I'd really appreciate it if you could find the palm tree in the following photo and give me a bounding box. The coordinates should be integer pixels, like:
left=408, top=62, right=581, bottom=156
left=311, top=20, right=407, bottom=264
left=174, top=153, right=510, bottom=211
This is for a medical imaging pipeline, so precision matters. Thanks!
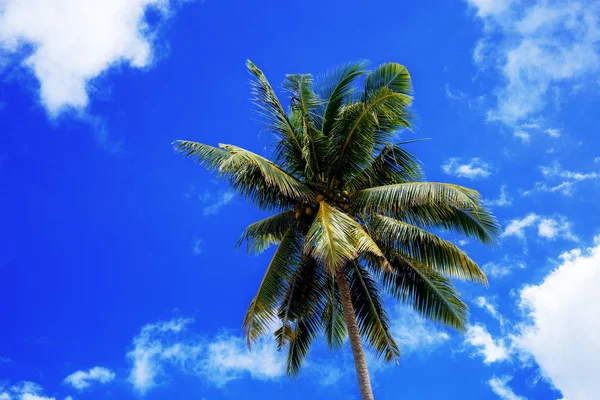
left=174, top=60, right=499, bottom=399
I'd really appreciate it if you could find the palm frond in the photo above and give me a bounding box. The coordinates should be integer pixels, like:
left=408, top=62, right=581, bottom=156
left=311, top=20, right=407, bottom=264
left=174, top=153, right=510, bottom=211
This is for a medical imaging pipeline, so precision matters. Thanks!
left=304, top=201, right=391, bottom=272
left=354, top=182, right=500, bottom=244
left=370, top=215, right=487, bottom=284
left=237, top=210, right=296, bottom=254
left=348, top=262, right=400, bottom=362
left=368, top=249, right=468, bottom=331
left=282, top=73, right=327, bottom=180
left=328, top=88, right=413, bottom=184
left=173, top=140, right=231, bottom=171
left=275, top=256, right=326, bottom=376
left=243, top=227, right=303, bottom=347
left=321, top=273, right=347, bottom=349
left=364, top=62, right=412, bottom=99
left=304, top=201, right=360, bottom=270
left=345, top=143, right=423, bottom=192
left=219, top=144, right=315, bottom=207
left=316, top=61, right=367, bottom=136
left=247, top=60, right=305, bottom=175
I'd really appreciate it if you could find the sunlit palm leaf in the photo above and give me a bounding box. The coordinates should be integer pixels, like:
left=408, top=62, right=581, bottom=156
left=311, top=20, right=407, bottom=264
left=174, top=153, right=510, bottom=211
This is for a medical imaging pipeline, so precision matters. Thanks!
left=370, top=214, right=487, bottom=284
left=219, top=144, right=315, bottom=206
left=237, top=210, right=296, bottom=254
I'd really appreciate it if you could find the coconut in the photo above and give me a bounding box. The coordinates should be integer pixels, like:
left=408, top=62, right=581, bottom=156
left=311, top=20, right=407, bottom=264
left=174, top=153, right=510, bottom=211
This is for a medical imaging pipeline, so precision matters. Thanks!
left=305, top=207, right=313, bottom=215
left=315, top=194, right=325, bottom=202
left=295, top=210, right=301, bottom=220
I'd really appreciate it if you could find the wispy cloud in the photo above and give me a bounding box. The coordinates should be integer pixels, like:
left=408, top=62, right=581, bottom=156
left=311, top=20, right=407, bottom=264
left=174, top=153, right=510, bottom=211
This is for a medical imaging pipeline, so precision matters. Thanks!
left=390, top=307, right=450, bottom=353
left=523, top=161, right=600, bottom=196
left=0, top=381, right=56, bottom=400
left=127, top=317, right=285, bottom=394
left=502, top=213, right=577, bottom=242
left=442, top=158, right=491, bottom=179
left=0, top=0, right=186, bottom=116
left=484, top=185, right=513, bottom=207
left=482, top=256, right=526, bottom=279
left=466, top=0, right=600, bottom=126
left=488, top=376, right=526, bottom=400
left=474, top=297, right=505, bottom=326
left=202, top=192, right=234, bottom=216
left=63, top=366, right=115, bottom=391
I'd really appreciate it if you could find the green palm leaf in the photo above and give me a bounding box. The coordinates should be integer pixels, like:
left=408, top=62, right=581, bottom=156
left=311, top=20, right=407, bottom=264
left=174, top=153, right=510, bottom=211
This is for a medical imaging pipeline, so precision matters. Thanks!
left=317, top=61, right=367, bottom=136
left=370, top=249, right=468, bottom=331
left=243, top=227, right=303, bottom=346
left=370, top=214, right=487, bottom=284
left=348, top=261, right=400, bottom=362
left=237, top=210, right=296, bottom=254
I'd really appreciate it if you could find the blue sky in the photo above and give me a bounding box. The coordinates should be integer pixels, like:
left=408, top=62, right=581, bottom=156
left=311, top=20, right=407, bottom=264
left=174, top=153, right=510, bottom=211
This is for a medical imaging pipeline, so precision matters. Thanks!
left=1, top=0, right=599, bottom=399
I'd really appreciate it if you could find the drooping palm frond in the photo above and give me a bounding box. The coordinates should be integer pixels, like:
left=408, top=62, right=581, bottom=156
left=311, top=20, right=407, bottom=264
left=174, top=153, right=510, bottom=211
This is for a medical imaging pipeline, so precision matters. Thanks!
left=304, top=201, right=360, bottom=271
left=243, top=227, right=303, bottom=346
left=304, top=201, right=391, bottom=273
left=370, top=214, right=487, bottom=284
left=236, top=210, right=296, bottom=254
left=173, top=140, right=231, bottom=171
left=275, top=256, right=326, bottom=376
left=368, top=249, right=469, bottom=331
left=348, top=261, right=400, bottom=362
left=219, top=144, right=316, bottom=208
left=354, top=182, right=500, bottom=244
left=321, top=273, right=347, bottom=349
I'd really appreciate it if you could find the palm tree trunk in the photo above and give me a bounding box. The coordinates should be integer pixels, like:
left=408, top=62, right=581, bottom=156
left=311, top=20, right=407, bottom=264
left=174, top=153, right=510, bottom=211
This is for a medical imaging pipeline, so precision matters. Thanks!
left=335, top=265, right=375, bottom=400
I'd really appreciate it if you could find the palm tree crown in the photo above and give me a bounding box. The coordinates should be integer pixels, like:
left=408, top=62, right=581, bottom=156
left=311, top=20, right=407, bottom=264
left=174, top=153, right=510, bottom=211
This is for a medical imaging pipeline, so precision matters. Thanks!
left=174, top=60, right=499, bottom=386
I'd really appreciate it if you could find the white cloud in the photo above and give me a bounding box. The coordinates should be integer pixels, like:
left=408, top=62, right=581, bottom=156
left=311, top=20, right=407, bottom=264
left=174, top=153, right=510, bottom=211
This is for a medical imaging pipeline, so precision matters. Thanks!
left=489, top=376, right=526, bottom=400
left=513, top=237, right=600, bottom=400
left=202, top=192, right=234, bottom=216
left=127, top=317, right=201, bottom=394
left=465, top=324, right=511, bottom=364
left=513, top=130, right=530, bottom=143
left=390, top=307, right=450, bottom=353
left=484, top=185, right=513, bottom=207
left=502, top=213, right=539, bottom=239
left=191, top=238, right=204, bottom=255
left=467, top=0, right=600, bottom=125
left=442, top=157, right=491, bottom=179
left=0, top=382, right=55, bottom=400
left=524, top=161, right=599, bottom=196
left=202, top=334, right=284, bottom=387
left=481, top=256, right=527, bottom=279
left=502, top=213, right=577, bottom=241
left=0, top=0, right=184, bottom=116
left=127, top=317, right=285, bottom=394
left=64, top=366, right=115, bottom=391
left=444, top=83, right=466, bottom=101
left=474, top=297, right=505, bottom=326
left=545, top=128, right=561, bottom=138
